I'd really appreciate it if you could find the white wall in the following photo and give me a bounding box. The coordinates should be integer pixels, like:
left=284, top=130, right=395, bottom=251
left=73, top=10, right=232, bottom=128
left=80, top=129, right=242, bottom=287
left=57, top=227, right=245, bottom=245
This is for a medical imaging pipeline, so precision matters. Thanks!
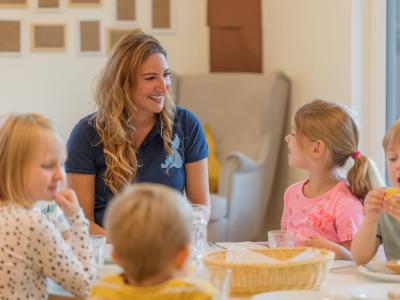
left=262, top=0, right=386, bottom=232
left=262, top=0, right=352, bottom=230
left=0, top=0, right=386, bottom=233
left=0, top=0, right=209, bottom=139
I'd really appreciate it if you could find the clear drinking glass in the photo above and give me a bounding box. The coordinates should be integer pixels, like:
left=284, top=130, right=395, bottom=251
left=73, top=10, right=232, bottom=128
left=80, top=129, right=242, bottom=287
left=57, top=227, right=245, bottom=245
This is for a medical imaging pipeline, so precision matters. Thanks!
left=194, top=265, right=231, bottom=300
left=192, top=204, right=208, bottom=263
left=89, top=235, right=107, bottom=266
left=267, top=230, right=295, bottom=248
left=206, top=266, right=232, bottom=300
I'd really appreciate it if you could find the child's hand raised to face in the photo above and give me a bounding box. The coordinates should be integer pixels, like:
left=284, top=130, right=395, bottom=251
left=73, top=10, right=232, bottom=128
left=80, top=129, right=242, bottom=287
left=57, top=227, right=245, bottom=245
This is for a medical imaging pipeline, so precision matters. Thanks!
left=383, top=188, right=400, bottom=221
left=364, top=189, right=385, bottom=221
left=54, top=189, right=81, bottom=217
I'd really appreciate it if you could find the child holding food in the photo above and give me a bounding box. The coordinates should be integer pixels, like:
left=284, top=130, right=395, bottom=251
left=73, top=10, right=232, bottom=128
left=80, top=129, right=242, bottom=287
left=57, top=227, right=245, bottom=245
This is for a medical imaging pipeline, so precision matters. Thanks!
left=351, top=119, right=400, bottom=265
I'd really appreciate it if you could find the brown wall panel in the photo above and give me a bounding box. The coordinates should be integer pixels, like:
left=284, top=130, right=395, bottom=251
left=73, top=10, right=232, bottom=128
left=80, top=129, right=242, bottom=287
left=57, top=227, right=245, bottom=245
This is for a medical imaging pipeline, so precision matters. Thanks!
left=208, top=0, right=261, bottom=27
left=210, top=27, right=262, bottom=73
left=208, top=0, right=262, bottom=72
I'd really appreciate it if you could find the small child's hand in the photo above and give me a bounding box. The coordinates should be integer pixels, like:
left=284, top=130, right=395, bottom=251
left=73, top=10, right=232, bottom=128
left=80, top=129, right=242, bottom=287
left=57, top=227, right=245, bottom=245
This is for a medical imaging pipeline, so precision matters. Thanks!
left=54, top=189, right=80, bottom=217
left=301, top=237, right=328, bottom=249
left=383, top=193, right=400, bottom=221
left=364, top=189, right=385, bottom=221
left=301, top=237, right=352, bottom=260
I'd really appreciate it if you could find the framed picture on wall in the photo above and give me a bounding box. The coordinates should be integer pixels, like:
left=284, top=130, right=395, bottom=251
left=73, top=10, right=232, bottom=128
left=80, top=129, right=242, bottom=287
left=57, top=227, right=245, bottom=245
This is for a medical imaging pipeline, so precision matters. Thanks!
left=150, top=0, right=174, bottom=34
left=37, top=0, right=60, bottom=9
left=0, top=0, right=27, bottom=8
left=106, top=27, right=135, bottom=53
left=115, top=0, right=136, bottom=22
left=78, top=19, right=102, bottom=55
left=0, top=20, right=21, bottom=54
left=30, top=23, right=66, bottom=52
left=67, top=0, right=101, bottom=7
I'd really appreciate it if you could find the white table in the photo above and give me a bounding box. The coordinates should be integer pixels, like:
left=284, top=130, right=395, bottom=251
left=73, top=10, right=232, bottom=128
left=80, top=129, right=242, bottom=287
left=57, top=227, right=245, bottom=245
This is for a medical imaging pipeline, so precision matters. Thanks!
left=231, top=261, right=400, bottom=300
left=49, top=261, right=392, bottom=300
left=49, top=241, right=397, bottom=300
left=321, top=262, right=376, bottom=297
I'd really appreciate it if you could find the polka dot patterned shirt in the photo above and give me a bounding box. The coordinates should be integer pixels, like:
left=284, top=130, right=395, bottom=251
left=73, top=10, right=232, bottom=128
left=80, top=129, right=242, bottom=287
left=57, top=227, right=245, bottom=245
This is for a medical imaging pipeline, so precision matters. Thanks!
left=0, top=204, right=97, bottom=300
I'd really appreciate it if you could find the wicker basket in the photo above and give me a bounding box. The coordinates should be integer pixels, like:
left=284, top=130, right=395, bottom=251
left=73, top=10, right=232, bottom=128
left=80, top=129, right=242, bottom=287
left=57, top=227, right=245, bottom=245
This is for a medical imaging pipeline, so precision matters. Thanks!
left=202, top=247, right=334, bottom=296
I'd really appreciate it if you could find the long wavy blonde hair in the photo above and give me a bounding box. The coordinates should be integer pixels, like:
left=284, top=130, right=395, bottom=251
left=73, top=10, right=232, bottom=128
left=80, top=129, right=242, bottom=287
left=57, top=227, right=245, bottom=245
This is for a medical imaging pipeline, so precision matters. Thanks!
left=295, top=99, right=383, bottom=200
left=95, top=29, right=175, bottom=194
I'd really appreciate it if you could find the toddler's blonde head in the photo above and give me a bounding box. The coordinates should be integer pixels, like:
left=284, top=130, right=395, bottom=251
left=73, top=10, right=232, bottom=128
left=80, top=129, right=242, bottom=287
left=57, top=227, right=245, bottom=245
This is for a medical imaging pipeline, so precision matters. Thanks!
left=383, top=118, right=400, bottom=152
left=0, top=113, right=56, bottom=207
left=105, top=183, right=192, bottom=283
left=294, top=99, right=382, bottom=200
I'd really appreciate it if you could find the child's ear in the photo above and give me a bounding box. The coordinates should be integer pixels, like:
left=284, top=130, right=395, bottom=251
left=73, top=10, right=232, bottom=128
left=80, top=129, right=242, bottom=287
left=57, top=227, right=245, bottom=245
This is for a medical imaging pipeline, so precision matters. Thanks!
left=311, top=140, right=326, bottom=158
left=173, top=244, right=190, bottom=270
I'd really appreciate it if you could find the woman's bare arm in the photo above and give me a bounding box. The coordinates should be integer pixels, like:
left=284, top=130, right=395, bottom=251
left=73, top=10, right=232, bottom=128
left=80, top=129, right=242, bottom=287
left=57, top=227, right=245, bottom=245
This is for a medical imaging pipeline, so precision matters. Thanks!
left=185, top=158, right=210, bottom=217
left=67, top=173, right=106, bottom=235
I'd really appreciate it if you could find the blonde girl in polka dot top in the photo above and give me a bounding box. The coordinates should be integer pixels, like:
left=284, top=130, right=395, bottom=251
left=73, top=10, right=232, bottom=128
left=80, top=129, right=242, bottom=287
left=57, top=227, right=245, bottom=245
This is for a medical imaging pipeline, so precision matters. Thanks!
left=0, top=113, right=97, bottom=299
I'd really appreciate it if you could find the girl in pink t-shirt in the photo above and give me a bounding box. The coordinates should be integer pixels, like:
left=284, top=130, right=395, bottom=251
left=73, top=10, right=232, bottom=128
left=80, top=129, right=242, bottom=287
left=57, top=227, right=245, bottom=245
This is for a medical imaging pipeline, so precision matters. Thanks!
left=281, top=99, right=383, bottom=260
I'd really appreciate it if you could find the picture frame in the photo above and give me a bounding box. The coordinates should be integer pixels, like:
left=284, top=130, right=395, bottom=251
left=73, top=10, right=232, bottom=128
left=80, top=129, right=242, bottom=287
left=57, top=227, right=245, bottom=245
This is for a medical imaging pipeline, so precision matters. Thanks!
left=0, top=0, right=27, bottom=8
left=106, top=27, right=135, bottom=53
left=30, top=23, right=66, bottom=52
left=67, top=0, right=101, bottom=8
left=37, top=0, right=60, bottom=9
left=150, top=0, right=174, bottom=34
left=115, top=0, right=136, bottom=23
left=77, top=19, right=102, bottom=55
left=0, top=20, right=21, bottom=55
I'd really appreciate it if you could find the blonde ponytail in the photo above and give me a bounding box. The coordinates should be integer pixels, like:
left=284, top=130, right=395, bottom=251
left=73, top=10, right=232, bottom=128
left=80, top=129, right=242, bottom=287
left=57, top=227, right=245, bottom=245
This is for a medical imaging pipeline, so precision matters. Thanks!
left=347, top=154, right=384, bottom=201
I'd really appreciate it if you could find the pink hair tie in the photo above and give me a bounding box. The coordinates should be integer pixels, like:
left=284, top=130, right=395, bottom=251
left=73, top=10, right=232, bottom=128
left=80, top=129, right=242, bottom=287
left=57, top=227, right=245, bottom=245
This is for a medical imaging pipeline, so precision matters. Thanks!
left=351, top=150, right=361, bottom=160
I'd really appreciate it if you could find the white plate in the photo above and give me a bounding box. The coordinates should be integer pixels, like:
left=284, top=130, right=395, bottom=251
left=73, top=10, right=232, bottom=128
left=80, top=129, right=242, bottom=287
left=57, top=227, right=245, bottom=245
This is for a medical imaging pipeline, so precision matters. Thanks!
left=358, top=262, right=400, bottom=282
left=349, top=283, right=400, bottom=300
left=251, top=290, right=343, bottom=300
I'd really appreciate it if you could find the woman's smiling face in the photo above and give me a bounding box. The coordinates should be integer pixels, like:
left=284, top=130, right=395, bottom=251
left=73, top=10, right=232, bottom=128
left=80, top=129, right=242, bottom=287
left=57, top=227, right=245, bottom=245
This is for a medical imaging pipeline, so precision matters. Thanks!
left=131, top=52, right=171, bottom=116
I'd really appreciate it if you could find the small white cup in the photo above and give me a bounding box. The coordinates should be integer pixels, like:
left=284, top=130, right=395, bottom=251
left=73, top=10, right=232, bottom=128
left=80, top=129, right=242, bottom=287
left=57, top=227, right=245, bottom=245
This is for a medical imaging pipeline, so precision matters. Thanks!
left=89, top=235, right=106, bottom=266
left=267, top=230, right=295, bottom=248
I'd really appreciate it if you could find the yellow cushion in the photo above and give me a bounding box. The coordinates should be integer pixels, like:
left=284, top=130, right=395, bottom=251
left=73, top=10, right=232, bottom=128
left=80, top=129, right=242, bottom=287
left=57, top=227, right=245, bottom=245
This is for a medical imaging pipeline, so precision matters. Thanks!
left=203, top=125, right=221, bottom=193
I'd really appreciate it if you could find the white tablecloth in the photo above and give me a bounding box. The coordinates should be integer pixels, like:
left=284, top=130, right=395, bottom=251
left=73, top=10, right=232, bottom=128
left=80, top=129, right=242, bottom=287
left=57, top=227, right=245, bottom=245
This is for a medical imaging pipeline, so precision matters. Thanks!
left=49, top=261, right=395, bottom=299
left=49, top=242, right=399, bottom=300
left=230, top=260, right=400, bottom=300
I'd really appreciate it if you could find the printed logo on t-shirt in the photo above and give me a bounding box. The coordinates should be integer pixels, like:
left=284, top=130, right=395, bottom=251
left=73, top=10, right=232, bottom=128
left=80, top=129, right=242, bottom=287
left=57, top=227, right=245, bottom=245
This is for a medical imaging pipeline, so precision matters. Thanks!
left=161, top=134, right=183, bottom=169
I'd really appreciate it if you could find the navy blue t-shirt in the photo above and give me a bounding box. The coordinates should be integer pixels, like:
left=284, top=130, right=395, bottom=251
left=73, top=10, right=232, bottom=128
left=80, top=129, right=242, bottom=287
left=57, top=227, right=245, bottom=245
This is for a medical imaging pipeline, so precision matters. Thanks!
left=65, top=106, right=208, bottom=226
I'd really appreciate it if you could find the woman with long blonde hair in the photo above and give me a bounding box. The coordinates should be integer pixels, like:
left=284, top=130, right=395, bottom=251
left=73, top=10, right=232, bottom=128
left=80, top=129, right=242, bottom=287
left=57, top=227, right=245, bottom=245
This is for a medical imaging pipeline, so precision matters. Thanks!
left=66, top=29, right=209, bottom=235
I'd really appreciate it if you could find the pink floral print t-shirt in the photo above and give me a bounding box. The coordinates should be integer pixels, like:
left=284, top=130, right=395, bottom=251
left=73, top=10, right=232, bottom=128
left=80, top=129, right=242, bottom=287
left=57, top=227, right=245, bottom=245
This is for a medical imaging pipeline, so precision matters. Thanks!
left=280, top=180, right=364, bottom=244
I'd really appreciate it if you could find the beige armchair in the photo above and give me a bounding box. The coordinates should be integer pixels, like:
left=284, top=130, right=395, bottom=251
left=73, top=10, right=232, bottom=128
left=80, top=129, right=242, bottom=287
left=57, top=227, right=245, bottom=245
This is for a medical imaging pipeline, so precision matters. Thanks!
left=172, top=71, right=290, bottom=242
